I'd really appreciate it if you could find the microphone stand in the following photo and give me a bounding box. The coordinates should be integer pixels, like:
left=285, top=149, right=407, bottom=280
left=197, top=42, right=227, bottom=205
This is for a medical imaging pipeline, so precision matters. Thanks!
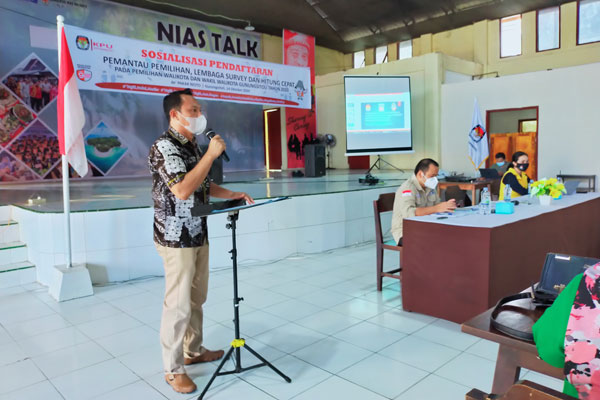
left=198, top=209, right=291, bottom=399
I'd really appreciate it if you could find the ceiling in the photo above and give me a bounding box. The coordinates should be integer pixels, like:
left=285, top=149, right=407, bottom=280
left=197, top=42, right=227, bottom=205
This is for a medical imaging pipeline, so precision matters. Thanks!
left=109, top=0, right=568, bottom=53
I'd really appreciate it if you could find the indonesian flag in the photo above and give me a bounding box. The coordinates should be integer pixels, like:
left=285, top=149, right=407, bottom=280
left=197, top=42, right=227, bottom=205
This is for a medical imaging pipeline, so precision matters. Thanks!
left=58, top=26, right=88, bottom=177
left=468, top=98, right=489, bottom=169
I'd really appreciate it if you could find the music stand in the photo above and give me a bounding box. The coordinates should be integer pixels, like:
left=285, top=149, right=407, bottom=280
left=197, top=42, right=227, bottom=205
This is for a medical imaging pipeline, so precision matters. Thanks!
left=192, top=197, right=292, bottom=399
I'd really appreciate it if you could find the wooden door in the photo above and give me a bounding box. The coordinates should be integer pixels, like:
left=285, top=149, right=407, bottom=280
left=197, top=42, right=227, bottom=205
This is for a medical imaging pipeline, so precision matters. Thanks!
left=514, top=131, right=537, bottom=180
left=263, top=109, right=282, bottom=170
left=489, top=134, right=512, bottom=164
left=488, top=132, right=538, bottom=180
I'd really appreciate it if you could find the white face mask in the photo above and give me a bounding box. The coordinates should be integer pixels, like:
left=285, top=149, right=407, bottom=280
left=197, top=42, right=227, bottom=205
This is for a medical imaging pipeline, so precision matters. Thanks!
left=424, top=176, right=438, bottom=189
left=177, top=112, right=207, bottom=135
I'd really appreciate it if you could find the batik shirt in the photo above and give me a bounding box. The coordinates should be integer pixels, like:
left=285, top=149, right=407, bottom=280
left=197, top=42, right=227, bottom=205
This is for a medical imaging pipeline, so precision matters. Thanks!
left=148, top=127, right=210, bottom=248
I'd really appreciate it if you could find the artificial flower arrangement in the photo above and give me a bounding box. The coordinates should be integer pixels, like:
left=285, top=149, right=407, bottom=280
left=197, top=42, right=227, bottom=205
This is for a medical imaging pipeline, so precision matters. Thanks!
left=530, top=178, right=566, bottom=199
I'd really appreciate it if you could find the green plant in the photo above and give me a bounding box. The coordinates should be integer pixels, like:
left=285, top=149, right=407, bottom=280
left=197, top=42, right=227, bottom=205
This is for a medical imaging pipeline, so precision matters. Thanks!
left=530, top=178, right=566, bottom=199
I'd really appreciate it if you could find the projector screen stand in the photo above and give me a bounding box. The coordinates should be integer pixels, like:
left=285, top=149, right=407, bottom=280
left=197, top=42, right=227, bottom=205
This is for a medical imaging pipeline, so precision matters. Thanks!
left=359, top=155, right=404, bottom=185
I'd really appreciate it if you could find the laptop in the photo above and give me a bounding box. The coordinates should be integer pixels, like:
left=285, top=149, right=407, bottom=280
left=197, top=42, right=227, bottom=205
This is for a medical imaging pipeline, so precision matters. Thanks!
left=443, top=175, right=472, bottom=183
left=536, top=253, right=600, bottom=301
left=479, top=168, right=501, bottom=179
left=563, top=180, right=580, bottom=195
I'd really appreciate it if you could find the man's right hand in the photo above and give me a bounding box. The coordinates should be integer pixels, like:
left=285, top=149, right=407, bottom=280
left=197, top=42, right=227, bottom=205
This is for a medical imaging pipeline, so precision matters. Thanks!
left=206, top=134, right=226, bottom=160
left=436, top=199, right=457, bottom=213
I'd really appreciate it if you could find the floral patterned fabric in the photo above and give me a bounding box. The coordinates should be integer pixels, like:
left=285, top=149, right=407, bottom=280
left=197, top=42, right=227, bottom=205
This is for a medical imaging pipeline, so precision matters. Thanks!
left=148, top=127, right=210, bottom=248
left=565, top=262, right=600, bottom=398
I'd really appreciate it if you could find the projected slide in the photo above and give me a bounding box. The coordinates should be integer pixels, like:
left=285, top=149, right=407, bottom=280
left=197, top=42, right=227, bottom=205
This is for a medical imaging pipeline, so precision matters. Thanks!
left=344, top=76, right=412, bottom=155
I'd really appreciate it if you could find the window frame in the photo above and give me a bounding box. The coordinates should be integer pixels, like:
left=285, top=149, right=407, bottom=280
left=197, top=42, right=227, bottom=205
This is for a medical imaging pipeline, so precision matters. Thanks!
left=536, top=6, right=561, bottom=52
left=577, top=0, right=600, bottom=45
left=374, top=45, right=388, bottom=64
left=353, top=50, right=365, bottom=69
left=499, top=14, right=523, bottom=58
left=397, top=40, right=413, bottom=60
left=519, top=119, right=538, bottom=132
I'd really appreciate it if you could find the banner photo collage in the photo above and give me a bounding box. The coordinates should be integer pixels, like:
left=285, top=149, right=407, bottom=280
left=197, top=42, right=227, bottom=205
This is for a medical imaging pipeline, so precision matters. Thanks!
left=0, top=0, right=282, bottom=183
left=0, top=54, right=58, bottom=182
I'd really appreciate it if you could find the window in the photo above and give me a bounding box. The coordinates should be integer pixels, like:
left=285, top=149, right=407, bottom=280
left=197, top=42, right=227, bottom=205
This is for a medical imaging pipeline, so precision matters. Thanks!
left=519, top=119, right=537, bottom=132
left=500, top=14, right=522, bottom=57
left=353, top=50, right=365, bottom=68
left=375, top=46, right=387, bottom=64
left=578, top=0, right=600, bottom=44
left=398, top=40, right=412, bottom=60
left=537, top=7, right=560, bottom=51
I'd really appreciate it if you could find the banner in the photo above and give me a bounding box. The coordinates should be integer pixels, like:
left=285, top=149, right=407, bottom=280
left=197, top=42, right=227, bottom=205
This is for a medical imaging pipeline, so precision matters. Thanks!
left=283, top=30, right=316, bottom=168
left=0, top=0, right=270, bottom=182
left=155, top=21, right=261, bottom=59
left=64, top=25, right=311, bottom=109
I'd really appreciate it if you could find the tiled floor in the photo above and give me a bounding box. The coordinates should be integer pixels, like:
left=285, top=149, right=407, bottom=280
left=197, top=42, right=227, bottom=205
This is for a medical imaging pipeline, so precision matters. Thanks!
left=0, top=243, right=564, bottom=399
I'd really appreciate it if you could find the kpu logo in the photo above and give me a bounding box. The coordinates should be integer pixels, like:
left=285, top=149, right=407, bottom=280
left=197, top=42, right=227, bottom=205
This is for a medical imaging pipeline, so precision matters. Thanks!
left=76, top=35, right=90, bottom=50
left=75, top=35, right=113, bottom=52
left=469, top=124, right=487, bottom=143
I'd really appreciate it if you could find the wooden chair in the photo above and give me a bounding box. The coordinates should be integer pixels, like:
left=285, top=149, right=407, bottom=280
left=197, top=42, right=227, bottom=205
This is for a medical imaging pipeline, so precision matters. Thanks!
left=490, top=178, right=502, bottom=201
left=373, top=193, right=402, bottom=291
left=466, top=380, right=576, bottom=400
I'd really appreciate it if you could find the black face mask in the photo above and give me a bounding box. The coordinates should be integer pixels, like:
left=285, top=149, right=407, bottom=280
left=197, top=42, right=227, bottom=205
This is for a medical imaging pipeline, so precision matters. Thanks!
left=517, top=163, right=529, bottom=172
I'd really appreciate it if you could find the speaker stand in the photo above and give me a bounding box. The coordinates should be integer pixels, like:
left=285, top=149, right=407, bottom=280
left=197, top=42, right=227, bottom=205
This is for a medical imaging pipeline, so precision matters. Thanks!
left=326, top=145, right=335, bottom=170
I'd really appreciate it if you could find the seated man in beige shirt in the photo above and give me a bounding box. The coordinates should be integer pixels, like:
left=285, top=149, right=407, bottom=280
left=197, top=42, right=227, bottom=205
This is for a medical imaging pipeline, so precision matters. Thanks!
left=391, top=158, right=456, bottom=246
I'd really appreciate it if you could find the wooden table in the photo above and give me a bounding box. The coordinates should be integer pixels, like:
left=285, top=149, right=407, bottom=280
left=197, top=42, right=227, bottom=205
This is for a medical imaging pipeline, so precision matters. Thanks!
left=401, top=194, right=600, bottom=323
left=437, top=179, right=493, bottom=205
left=462, top=298, right=563, bottom=395
left=557, top=174, right=596, bottom=193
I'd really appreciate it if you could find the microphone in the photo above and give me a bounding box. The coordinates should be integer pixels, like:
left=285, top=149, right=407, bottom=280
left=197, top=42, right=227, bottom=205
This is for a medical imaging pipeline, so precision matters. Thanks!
left=204, top=129, right=230, bottom=162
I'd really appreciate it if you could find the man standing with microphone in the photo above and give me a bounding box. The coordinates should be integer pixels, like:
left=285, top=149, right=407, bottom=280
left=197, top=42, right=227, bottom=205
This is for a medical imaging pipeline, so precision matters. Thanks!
left=148, top=88, right=253, bottom=394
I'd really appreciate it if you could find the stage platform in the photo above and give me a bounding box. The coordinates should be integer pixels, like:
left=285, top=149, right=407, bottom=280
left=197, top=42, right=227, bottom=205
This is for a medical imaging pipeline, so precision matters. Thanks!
left=0, top=170, right=407, bottom=288
left=0, top=169, right=406, bottom=212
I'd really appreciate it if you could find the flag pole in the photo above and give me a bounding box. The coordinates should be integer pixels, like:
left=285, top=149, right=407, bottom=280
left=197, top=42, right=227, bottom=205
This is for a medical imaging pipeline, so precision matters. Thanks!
left=57, top=15, right=72, bottom=269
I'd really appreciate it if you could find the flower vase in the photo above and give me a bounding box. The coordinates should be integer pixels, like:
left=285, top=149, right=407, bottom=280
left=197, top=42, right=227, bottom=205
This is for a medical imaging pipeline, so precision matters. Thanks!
left=538, top=195, right=552, bottom=206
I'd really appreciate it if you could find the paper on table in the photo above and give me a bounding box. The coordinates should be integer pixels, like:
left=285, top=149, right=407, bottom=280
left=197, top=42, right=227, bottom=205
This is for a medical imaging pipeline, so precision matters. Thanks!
left=435, top=208, right=478, bottom=219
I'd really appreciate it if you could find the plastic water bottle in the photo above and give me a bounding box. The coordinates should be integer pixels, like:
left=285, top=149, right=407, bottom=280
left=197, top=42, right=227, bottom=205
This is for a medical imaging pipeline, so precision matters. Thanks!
left=504, top=184, right=512, bottom=201
left=480, top=187, right=491, bottom=215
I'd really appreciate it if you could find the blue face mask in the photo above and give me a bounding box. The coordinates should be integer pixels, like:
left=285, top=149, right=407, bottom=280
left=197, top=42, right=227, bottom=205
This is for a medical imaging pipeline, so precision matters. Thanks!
left=496, top=161, right=505, bottom=166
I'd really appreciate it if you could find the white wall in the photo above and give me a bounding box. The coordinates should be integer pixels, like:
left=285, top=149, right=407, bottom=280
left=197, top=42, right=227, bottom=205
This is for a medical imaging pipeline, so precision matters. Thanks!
left=444, top=70, right=471, bottom=84
left=315, top=53, right=482, bottom=171
left=441, top=62, right=600, bottom=183
left=489, top=108, right=537, bottom=133
left=12, top=187, right=394, bottom=285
